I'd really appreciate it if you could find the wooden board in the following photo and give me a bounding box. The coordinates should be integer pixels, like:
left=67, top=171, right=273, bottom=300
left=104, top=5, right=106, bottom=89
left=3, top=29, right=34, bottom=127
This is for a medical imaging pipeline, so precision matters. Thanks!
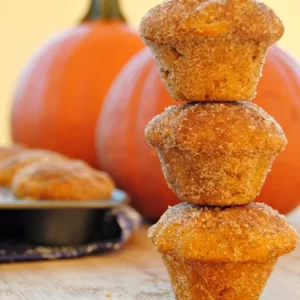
left=0, top=209, right=299, bottom=300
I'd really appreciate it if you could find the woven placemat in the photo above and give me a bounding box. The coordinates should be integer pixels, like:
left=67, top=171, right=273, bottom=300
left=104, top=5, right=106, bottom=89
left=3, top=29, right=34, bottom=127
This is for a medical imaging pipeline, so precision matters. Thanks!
left=0, top=206, right=141, bottom=262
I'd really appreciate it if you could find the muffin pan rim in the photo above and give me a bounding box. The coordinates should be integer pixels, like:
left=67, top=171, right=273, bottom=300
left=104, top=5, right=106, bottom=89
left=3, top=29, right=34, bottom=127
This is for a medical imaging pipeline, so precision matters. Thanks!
left=0, top=188, right=129, bottom=210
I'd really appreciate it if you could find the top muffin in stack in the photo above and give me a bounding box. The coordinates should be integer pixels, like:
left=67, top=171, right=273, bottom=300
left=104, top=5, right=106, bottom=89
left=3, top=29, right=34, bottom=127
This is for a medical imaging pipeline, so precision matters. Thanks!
left=140, top=0, right=284, bottom=101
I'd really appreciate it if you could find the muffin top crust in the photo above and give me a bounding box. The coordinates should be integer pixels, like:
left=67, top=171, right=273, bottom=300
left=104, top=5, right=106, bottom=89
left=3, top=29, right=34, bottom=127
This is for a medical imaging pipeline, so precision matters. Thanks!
left=149, top=202, right=299, bottom=262
left=145, top=102, right=287, bottom=155
left=0, top=149, right=67, bottom=186
left=11, top=160, right=115, bottom=201
left=0, top=145, right=26, bottom=162
left=140, top=0, right=284, bottom=44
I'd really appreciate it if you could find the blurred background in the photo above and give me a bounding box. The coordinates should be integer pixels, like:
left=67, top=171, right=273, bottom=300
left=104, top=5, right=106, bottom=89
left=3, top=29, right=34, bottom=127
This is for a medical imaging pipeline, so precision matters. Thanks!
left=0, top=0, right=299, bottom=144
left=0, top=0, right=299, bottom=220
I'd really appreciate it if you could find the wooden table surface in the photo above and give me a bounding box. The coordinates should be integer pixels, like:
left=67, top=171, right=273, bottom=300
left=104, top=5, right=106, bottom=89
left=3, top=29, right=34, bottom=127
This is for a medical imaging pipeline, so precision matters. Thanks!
left=0, top=209, right=299, bottom=300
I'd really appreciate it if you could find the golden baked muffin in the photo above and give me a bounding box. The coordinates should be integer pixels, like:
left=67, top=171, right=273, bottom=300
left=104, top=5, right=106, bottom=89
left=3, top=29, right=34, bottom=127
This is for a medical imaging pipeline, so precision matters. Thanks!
left=149, top=202, right=298, bottom=300
left=0, top=145, right=26, bottom=162
left=145, top=102, right=287, bottom=205
left=11, top=160, right=115, bottom=201
left=0, top=149, right=67, bottom=186
left=140, top=0, right=284, bottom=101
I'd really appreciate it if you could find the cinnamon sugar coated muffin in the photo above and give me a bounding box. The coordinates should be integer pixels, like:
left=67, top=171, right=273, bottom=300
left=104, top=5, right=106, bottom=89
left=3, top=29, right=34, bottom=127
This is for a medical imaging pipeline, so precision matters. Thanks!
left=11, top=161, right=115, bottom=201
left=0, top=149, right=67, bottom=186
left=149, top=202, right=298, bottom=300
left=145, top=102, right=287, bottom=205
left=0, top=145, right=26, bottom=162
left=139, top=0, right=284, bottom=101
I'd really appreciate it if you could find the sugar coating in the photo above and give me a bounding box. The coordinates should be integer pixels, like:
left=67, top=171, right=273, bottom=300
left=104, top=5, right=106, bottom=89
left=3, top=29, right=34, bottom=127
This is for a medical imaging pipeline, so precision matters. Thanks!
left=146, top=40, right=269, bottom=101
left=0, top=145, right=26, bottom=162
left=11, top=160, right=115, bottom=201
left=145, top=102, right=287, bottom=205
left=140, top=0, right=284, bottom=44
left=149, top=202, right=299, bottom=261
left=146, top=102, right=286, bottom=154
left=0, top=149, right=67, bottom=187
left=139, top=0, right=284, bottom=101
left=163, top=254, right=277, bottom=299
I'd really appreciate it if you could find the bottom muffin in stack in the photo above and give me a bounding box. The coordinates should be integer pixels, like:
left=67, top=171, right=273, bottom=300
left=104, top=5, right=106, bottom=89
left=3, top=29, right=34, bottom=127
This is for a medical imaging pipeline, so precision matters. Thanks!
left=149, top=203, right=297, bottom=300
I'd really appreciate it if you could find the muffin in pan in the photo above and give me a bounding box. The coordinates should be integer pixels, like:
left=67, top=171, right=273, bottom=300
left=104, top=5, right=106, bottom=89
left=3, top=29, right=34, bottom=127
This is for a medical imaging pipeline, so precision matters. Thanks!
left=149, top=202, right=298, bottom=300
left=11, top=160, right=115, bottom=201
left=145, top=102, right=287, bottom=206
left=0, top=149, right=67, bottom=186
left=140, top=0, right=284, bottom=101
left=0, top=145, right=26, bottom=162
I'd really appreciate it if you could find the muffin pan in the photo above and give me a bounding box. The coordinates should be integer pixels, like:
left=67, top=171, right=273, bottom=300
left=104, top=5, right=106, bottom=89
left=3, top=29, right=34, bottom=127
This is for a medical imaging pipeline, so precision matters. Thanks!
left=0, top=188, right=129, bottom=246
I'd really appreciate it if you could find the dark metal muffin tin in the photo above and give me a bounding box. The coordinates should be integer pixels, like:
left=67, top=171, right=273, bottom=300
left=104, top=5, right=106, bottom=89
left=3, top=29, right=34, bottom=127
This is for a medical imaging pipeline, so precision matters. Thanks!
left=0, top=188, right=129, bottom=246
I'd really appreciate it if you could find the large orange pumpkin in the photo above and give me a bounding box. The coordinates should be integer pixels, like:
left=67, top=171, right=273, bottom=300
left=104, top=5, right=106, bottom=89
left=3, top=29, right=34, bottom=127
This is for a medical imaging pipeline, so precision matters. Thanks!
left=96, top=47, right=300, bottom=220
left=11, top=0, right=144, bottom=167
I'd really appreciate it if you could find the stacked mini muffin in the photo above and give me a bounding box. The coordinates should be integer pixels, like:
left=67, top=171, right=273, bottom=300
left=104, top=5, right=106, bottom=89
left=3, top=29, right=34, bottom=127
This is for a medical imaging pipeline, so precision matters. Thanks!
left=140, top=0, right=298, bottom=299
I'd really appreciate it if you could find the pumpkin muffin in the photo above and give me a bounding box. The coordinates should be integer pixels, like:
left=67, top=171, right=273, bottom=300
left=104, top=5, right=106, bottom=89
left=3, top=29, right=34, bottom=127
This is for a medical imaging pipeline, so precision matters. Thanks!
left=149, top=202, right=298, bottom=300
left=0, top=145, right=26, bottom=162
left=139, top=0, right=284, bottom=101
left=0, top=149, right=67, bottom=186
left=145, top=102, right=287, bottom=205
left=11, top=160, right=115, bottom=201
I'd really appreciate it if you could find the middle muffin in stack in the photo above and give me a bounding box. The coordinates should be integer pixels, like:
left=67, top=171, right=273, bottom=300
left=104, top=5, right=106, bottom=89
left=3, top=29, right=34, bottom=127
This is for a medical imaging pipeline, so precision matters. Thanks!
left=145, top=102, right=286, bottom=206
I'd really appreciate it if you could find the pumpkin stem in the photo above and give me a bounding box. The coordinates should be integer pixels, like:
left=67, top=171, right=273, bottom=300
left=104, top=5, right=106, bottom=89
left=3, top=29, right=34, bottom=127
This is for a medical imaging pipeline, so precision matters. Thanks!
left=81, top=0, right=126, bottom=23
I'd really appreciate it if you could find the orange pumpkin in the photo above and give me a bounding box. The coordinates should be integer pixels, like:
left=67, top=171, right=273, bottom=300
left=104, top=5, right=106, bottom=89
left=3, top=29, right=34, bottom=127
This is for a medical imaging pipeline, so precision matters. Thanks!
left=11, top=0, right=144, bottom=167
left=96, top=47, right=300, bottom=220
